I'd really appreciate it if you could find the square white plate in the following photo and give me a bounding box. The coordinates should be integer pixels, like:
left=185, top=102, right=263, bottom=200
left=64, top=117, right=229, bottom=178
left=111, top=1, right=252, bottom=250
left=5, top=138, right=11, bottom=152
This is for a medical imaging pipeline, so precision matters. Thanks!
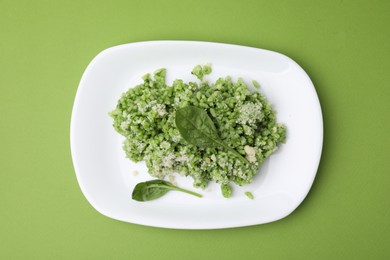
left=70, top=41, right=323, bottom=229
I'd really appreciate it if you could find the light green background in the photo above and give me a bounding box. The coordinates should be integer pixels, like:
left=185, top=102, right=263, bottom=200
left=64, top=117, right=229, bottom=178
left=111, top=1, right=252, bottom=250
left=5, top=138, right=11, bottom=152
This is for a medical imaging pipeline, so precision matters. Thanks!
left=1, top=0, right=389, bottom=259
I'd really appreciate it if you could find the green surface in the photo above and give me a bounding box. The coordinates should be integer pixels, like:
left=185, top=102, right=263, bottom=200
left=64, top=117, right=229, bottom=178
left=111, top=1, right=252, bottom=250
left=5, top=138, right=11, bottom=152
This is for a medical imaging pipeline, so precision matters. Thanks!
left=1, top=0, right=389, bottom=259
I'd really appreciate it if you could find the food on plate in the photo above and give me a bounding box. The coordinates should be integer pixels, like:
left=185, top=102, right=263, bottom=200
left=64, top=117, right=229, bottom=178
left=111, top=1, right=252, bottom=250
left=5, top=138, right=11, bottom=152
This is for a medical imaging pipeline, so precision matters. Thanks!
left=110, top=65, right=286, bottom=198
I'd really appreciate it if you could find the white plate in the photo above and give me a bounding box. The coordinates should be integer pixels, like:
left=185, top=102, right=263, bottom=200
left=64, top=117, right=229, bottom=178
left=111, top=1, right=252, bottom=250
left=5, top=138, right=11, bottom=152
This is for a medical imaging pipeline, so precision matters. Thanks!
left=70, top=41, right=323, bottom=229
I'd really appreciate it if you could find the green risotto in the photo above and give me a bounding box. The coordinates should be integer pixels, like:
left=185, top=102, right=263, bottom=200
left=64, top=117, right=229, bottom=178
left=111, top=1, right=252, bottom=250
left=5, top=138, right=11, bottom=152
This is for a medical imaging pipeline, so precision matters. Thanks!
left=110, top=65, right=286, bottom=197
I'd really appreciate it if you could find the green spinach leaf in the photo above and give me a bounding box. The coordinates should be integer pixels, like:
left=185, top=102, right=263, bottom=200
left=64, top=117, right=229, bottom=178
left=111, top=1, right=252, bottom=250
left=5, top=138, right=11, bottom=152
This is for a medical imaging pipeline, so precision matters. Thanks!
left=132, top=180, right=202, bottom=202
left=175, top=106, right=249, bottom=164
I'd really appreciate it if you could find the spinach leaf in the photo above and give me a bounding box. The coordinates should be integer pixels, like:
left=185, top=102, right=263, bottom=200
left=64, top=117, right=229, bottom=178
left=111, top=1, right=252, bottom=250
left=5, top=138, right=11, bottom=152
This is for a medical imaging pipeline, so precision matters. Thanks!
left=132, top=180, right=202, bottom=202
left=175, top=106, right=249, bottom=164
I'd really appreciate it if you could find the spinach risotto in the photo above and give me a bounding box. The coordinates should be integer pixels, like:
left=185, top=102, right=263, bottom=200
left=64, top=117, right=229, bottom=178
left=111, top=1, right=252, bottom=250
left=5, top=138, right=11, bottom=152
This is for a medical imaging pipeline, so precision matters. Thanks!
left=110, top=65, right=286, bottom=197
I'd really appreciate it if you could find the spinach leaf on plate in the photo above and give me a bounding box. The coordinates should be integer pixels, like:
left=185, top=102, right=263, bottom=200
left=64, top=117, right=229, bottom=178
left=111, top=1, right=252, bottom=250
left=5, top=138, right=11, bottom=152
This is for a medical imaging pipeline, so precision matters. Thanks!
left=175, top=106, right=249, bottom=164
left=132, top=180, right=202, bottom=202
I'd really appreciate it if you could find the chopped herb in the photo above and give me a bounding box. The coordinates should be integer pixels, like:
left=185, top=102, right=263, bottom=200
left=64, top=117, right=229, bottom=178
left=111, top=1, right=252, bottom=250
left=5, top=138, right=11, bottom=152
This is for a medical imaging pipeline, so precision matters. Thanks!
left=191, top=65, right=204, bottom=80
left=221, top=184, right=232, bottom=198
left=191, top=64, right=212, bottom=80
left=203, top=64, right=212, bottom=75
left=244, top=191, right=254, bottom=200
left=252, top=80, right=261, bottom=89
